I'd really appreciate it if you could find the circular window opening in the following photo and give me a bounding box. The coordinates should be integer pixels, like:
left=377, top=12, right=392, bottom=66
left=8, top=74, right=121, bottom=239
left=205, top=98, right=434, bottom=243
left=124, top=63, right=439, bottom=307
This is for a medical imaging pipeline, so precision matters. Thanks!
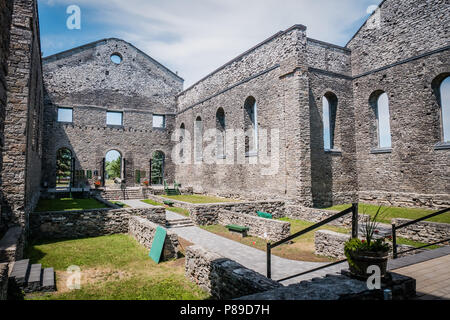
left=110, top=53, right=123, bottom=64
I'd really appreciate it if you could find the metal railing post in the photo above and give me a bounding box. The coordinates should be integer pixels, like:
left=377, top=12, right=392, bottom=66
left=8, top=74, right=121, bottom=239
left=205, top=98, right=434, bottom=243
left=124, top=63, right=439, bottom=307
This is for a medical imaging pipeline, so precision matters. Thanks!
left=351, top=203, right=359, bottom=239
left=267, top=242, right=271, bottom=279
left=392, top=224, right=398, bottom=259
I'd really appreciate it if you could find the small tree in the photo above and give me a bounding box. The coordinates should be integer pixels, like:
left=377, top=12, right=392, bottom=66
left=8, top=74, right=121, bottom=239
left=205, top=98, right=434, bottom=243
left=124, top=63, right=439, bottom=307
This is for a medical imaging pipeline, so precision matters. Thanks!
left=106, top=158, right=121, bottom=179
left=56, top=148, right=72, bottom=184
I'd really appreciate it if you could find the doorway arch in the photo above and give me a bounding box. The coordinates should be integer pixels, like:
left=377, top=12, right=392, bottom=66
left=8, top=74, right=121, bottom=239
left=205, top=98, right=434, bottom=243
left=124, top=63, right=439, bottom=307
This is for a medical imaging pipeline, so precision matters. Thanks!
left=151, top=151, right=165, bottom=185
left=105, top=150, right=123, bottom=187
left=56, top=148, right=73, bottom=188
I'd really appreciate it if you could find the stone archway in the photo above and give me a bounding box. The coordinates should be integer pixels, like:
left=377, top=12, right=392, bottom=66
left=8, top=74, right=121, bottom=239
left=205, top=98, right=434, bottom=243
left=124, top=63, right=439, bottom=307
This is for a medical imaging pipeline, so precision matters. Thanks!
left=56, top=148, right=73, bottom=188
left=151, top=151, right=165, bottom=185
left=105, top=150, right=123, bottom=187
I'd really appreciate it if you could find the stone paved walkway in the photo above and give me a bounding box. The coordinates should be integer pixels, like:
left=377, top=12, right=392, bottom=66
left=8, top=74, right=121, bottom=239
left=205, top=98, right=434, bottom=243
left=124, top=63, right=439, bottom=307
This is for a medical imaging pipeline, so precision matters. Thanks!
left=389, top=247, right=450, bottom=300
left=122, top=199, right=347, bottom=285
left=393, top=255, right=450, bottom=300
left=171, top=221, right=349, bottom=285
left=121, top=199, right=155, bottom=208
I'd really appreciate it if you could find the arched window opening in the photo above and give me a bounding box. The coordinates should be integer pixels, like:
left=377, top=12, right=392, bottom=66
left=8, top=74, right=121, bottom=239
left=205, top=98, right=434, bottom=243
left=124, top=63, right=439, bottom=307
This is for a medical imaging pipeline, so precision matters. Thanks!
left=244, top=97, right=258, bottom=156
left=370, top=91, right=392, bottom=149
left=180, top=123, right=185, bottom=161
left=216, top=108, right=226, bottom=158
left=105, top=150, right=122, bottom=187
left=56, top=148, right=72, bottom=188
left=151, top=151, right=165, bottom=185
left=322, top=93, right=338, bottom=151
left=195, top=116, right=203, bottom=161
left=439, top=76, right=450, bottom=143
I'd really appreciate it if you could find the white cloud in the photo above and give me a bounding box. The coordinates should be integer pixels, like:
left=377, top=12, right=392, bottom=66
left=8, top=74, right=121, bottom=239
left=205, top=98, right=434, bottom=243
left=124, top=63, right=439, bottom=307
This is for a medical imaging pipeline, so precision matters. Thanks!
left=39, top=0, right=382, bottom=87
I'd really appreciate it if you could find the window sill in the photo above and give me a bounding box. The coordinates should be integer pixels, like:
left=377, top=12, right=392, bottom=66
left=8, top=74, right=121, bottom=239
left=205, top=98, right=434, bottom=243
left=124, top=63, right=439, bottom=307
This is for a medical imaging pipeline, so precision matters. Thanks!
left=58, top=121, right=73, bottom=125
left=107, top=124, right=124, bottom=129
left=245, top=151, right=258, bottom=158
left=324, top=149, right=342, bottom=155
left=434, top=142, right=450, bottom=150
left=370, top=148, right=392, bottom=154
left=153, top=127, right=166, bottom=131
left=217, top=155, right=226, bottom=160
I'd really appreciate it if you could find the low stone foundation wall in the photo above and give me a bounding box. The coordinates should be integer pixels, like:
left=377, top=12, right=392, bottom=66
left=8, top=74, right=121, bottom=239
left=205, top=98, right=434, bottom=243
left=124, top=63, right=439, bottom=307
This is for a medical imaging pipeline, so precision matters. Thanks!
left=189, top=200, right=286, bottom=225
left=359, top=191, right=450, bottom=210
left=217, top=210, right=290, bottom=242
left=0, top=227, right=24, bottom=263
left=0, top=263, right=8, bottom=300
left=237, top=272, right=416, bottom=300
left=286, top=205, right=369, bottom=228
left=185, top=245, right=281, bottom=300
left=314, top=230, right=427, bottom=259
left=393, top=218, right=450, bottom=244
left=128, top=216, right=179, bottom=260
left=30, top=207, right=166, bottom=240
left=128, top=207, right=166, bottom=225
left=314, top=230, right=351, bottom=259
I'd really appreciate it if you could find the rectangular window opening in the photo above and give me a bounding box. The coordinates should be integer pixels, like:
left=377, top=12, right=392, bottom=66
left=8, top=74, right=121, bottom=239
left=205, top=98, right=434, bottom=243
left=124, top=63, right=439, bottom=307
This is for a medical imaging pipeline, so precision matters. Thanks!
left=153, top=114, right=166, bottom=129
left=107, top=111, right=123, bottom=126
left=57, top=108, right=73, bottom=123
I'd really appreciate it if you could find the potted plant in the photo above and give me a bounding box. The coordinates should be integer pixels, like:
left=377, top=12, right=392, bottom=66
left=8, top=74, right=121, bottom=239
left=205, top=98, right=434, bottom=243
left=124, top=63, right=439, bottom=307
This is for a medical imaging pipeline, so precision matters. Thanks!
left=142, top=179, right=149, bottom=187
left=344, top=206, right=390, bottom=280
left=94, top=180, right=102, bottom=189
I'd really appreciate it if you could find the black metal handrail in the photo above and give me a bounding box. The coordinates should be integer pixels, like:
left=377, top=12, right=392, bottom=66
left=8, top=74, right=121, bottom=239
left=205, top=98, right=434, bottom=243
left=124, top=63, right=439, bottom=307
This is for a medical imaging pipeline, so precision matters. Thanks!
left=266, top=203, right=359, bottom=281
left=392, top=207, right=450, bottom=259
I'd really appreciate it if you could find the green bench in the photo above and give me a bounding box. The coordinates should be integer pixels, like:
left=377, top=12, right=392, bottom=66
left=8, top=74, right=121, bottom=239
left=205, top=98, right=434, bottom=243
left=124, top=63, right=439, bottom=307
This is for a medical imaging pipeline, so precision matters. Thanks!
left=257, top=211, right=273, bottom=219
left=114, top=202, right=125, bottom=208
left=226, top=224, right=249, bottom=238
left=163, top=200, right=175, bottom=207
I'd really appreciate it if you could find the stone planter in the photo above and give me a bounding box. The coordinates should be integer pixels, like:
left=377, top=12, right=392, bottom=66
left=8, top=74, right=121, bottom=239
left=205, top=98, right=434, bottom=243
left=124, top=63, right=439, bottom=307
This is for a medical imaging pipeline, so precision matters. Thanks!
left=347, top=251, right=389, bottom=280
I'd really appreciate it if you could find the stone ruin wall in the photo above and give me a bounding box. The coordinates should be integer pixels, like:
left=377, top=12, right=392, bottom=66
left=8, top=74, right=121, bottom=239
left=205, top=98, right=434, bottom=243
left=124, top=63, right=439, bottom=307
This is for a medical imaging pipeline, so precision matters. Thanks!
left=348, top=0, right=450, bottom=208
left=175, top=25, right=361, bottom=207
left=175, top=26, right=308, bottom=202
left=306, top=39, right=358, bottom=207
left=0, top=0, right=14, bottom=234
left=1, top=0, right=44, bottom=230
left=41, top=38, right=183, bottom=189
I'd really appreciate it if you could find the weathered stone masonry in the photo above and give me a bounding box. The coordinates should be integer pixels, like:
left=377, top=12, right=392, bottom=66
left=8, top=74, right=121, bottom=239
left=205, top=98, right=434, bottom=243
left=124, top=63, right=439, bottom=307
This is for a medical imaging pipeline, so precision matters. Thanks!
left=1, top=0, right=449, bottom=237
left=1, top=0, right=44, bottom=230
left=347, top=0, right=450, bottom=208
left=41, top=38, right=184, bottom=189
left=0, top=0, right=14, bottom=235
left=175, top=0, right=449, bottom=209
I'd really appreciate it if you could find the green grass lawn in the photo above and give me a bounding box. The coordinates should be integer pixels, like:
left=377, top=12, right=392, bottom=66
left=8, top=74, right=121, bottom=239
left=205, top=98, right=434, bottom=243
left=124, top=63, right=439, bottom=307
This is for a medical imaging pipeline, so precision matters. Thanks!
left=110, top=201, right=130, bottom=208
left=35, top=198, right=109, bottom=212
left=162, top=194, right=238, bottom=204
left=201, top=218, right=348, bottom=262
left=25, top=234, right=209, bottom=300
left=141, top=199, right=190, bottom=217
left=324, top=203, right=449, bottom=224
left=201, top=217, right=438, bottom=262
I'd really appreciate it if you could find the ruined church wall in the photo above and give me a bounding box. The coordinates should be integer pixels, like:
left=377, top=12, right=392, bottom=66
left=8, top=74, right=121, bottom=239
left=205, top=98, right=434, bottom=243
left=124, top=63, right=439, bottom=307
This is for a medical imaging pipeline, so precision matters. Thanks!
left=1, top=0, right=44, bottom=229
left=348, top=0, right=450, bottom=208
left=175, top=26, right=313, bottom=203
left=42, top=39, right=183, bottom=188
left=0, top=0, right=14, bottom=233
left=347, top=0, right=449, bottom=77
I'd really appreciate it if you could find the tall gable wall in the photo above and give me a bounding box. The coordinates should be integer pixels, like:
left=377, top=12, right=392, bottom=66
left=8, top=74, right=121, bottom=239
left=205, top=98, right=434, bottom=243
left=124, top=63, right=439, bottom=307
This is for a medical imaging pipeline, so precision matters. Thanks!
left=41, top=39, right=183, bottom=188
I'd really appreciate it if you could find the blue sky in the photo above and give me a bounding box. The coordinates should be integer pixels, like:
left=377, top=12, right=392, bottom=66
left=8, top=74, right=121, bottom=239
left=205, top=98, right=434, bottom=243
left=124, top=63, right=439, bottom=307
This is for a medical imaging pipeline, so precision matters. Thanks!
left=38, top=0, right=382, bottom=88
